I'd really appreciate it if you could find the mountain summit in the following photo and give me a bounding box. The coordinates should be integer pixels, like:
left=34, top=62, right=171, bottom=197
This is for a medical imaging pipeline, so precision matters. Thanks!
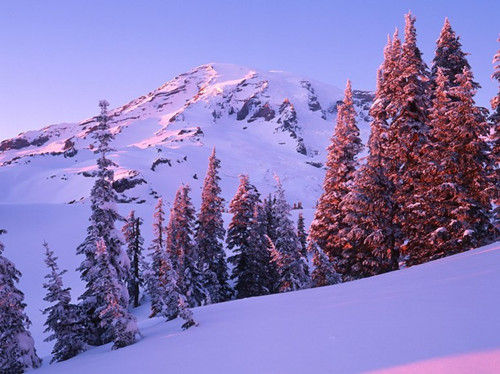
left=0, top=63, right=373, bottom=206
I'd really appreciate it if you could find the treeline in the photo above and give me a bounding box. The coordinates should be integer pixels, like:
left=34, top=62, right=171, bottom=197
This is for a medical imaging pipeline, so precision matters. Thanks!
left=310, top=14, right=499, bottom=281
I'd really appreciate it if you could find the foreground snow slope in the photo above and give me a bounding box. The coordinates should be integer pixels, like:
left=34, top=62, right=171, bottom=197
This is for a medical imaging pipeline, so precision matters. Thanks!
left=36, top=241, right=500, bottom=374
left=2, top=204, right=498, bottom=373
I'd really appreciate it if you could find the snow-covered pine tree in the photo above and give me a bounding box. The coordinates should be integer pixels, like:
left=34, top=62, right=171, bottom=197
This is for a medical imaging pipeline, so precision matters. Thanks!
left=410, top=67, right=495, bottom=264
left=490, top=40, right=500, bottom=231
left=337, top=36, right=398, bottom=280
left=93, top=238, right=139, bottom=350
left=167, top=184, right=207, bottom=307
left=309, top=80, right=363, bottom=263
left=310, top=240, right=340, bottom=288
left=262, top=194, right=278, bottom=243
left=385, top=12, right=431, bottom=262
left=122, top=210, right=145, bottom=308
left=146, top=198, right=167, bottom=317
left=431, top=18, right=479, bottom=91
left=151, top=239, right=197, bottom=329
left=42, top=242, right=86, bottom=363
left=271, top=177, right=310, bottom=292
left=296, top=213, right=308, bottom=258
left=77, top=100, right=129, bottom=345
left=227, top=175, right=271, bottom=298
left=195, top=148, right=232, bottom=303
left=261, top=194, right=281, bottom=292
left=0, top=230, right=42, bottom=372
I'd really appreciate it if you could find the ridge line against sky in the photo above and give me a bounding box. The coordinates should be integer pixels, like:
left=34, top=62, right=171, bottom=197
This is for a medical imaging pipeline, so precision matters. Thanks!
left=1, top=0, right=499, bottom=139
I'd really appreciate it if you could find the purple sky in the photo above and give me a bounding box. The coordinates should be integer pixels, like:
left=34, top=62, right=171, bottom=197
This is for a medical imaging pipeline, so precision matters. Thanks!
left=1, top=0, right=498, bottom=139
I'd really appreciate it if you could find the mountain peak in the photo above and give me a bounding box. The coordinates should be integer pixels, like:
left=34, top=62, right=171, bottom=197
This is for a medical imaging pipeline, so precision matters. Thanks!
left=0, top=64, right=373, bottom=206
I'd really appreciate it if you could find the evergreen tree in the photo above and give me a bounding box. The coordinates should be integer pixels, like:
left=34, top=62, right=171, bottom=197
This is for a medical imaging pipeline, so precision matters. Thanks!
left=227, top=175, right=271, bottom=298
left=386, top=12, right=431, bottom=262
left=309, top=80, right=363, bottom=262
left=490, top=40, right=500, bottom=231
left=195, top=148, right=232, bottom=303
left=310, top=241, right=340, bottom=287
left=431, top=18, right=478, bottom=90
left=93, top=239, right=139, bottom=350
left=122, top=211, right=145, bottom=308
left=0, top=231, right=42, bottom=372
left=146, top=198, right=167, bottom=317
left=262, top=194, right=278, bottom=243
left=151, top=239, right=196, bottom=329
left=42, top=242, right=86, bottom=363
left=167, top=184, right=207, bottom=307
left=411, top=67, right=495, bottom=264
left=77, top=101, right=129, bottom=345
left=337, top=36, right=398, bottom=280
left=271, top=177, right=310, bottom=292
left=296, top=213, right=308, bottom=258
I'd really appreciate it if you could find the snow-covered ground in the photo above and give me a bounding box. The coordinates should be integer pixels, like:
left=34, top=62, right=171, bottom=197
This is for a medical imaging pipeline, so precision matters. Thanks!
left=1, top=203, right=498, bottom=373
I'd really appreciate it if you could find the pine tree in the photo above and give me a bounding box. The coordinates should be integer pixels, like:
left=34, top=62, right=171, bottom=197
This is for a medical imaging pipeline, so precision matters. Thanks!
left=271, top=177, right=310, bottom=292
left=146, top=198, right=167, bottom=317
left=261, top=194, right=281, bottom=292
left=0, top=231, right=42, bottom=372
left=337, top=36, right=399, bottom=280
left=150, top=238, right=196, bottom=329
left=262, top=194, right=278, bottom=243
left=410, top=67, right=495, bottom=264
left=77, top=100, right=129, bottom=345
left=195, top=148, right=232, bottom=303
left=42, top=242, right=86, bottom=363
left=309, top=80, right=363, bottom=262
left=123, top=211, right=145, bottom=308
left=93, top=239, right=139, bottom=350
left=296, top=213, right=308, bottom=258
left=386, top=12, right=431, bottom=262
left=167, top=184, right=207, bottom=307
left=490, top=40, right=500, bottom=231
left=227, top=175, right=271, bottom=298
left=310, top=241, right=340, bottom=287
left=431, top=18, right=478, bottom=90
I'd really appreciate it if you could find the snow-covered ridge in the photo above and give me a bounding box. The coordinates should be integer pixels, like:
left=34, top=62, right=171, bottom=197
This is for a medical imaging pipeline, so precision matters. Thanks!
left=0, top=63, right=373, bottom=206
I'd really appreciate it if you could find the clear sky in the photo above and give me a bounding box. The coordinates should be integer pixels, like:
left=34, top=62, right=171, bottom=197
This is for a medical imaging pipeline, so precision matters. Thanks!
left=1, top=0, right=498, bottom=139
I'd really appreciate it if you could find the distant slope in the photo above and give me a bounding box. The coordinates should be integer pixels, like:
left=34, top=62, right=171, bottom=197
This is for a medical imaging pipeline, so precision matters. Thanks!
left=0, top=63, right=373, bottom=207
left=1, top=204, right=498, bottom=373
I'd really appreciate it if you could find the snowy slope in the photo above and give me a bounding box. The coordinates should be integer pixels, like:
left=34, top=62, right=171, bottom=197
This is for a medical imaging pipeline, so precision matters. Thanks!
left=0, top=63, right=373, bottom=207
left=0, top=204, right=499, bottom=373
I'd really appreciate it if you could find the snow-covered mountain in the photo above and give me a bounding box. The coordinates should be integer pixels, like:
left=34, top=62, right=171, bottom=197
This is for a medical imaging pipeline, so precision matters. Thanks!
left=0, top=63, right=373, bottom=207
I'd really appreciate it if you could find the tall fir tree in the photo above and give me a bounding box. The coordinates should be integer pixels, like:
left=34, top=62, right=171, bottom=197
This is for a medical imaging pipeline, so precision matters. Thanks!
left=122, top=211, right=145, bottom=308
left=271, top=177, right=310, bottom=292
left=310, top=240, right=340, bottom=288
left=146, top=198, right=167, bottom=317
left=167, top=184, right=207, bottom=307
left=195, top=148, right=232, bottom=303
left=77, top=101, right=129, bottom=345
left=431, top=18, right=478, bottom=90
left=385, top=12, right=431, bottom=262
left=227, top=175, right=271, bottom=298
left=490, top=40, right=500, bottom=231
left=42, top=242, right=86, bottom=363
left=309, top=80, right=363, bottom=263
left=0, top=231, right=42, bottom=372
left=411, top=67, right=495, bottom=264
left=296, top=213, right=308, bottom=258
left=93, top=239, right=139, bottom=350
left=337, top=35, right=399, bottom=280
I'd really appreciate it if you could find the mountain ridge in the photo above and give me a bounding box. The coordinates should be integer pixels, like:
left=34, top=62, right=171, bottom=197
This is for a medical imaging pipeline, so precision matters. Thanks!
left=0, top=63, right=373, bottom=206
